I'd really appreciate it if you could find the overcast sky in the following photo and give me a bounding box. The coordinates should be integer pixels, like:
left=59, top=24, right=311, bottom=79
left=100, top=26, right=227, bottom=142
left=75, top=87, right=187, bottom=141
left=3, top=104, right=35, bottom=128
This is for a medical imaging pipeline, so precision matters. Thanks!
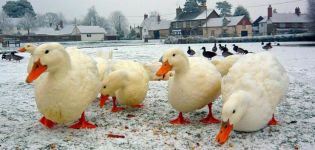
left=0, top=0, right=309, bottom=25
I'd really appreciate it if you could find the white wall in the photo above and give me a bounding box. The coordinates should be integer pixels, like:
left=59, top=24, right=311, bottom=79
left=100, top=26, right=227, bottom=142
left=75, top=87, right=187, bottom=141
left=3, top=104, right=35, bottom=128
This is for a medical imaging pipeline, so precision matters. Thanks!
left=142, top=26, right=149, bottom=39
left=259, top=22, right=267, bottom=35
left=80, top=33, right=104, bottom=41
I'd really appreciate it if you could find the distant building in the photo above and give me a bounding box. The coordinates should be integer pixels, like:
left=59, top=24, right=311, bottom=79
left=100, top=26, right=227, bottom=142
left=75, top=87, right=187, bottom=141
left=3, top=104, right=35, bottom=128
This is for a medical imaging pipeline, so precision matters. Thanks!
left=140, top=14, right=171, bottom=39
left=170, top=5, right=220, bottom=37
left=34, top=25, right=106, bottom=41
left=252, top=16, right=264, bottom=35
left=202, top=15, right=252, bottom=37
left=73, top=25, right=106, bottom=41
left=258, top=5, right=311, bottom=35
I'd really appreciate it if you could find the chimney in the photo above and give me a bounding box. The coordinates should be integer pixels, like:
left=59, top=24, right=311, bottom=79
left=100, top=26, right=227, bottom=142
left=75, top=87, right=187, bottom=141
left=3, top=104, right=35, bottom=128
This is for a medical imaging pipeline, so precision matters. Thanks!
left=144, top=14, right=148, bottom=20
left=268, top=5, right=272, bottom=19
left=176, top=6, right=182, bottom=17
left=157, top=14, right=161, bottom=22
left=295, top=7, right=301, bottom=16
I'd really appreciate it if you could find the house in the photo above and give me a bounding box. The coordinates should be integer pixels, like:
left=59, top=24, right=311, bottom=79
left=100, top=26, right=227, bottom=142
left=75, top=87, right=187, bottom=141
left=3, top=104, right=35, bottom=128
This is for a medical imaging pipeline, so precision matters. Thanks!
left=34, top=25, right=106, bottom=41
left=258, top=5, right=311, bottom=35
left=140, top=14, right=171, bottom=39
left=170, top=5, right=220, bottom=37
left=252, top=16, right=264, bottom=35
left=73, top=25, right=106, bottom=41
left=202, top=15, right=252, bottom=37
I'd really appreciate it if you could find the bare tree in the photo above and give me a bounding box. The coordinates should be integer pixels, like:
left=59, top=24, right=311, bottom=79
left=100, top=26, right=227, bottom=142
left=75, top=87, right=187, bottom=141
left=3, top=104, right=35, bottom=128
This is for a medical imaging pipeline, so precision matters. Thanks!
left=109, top=11, right=129, bottom=38
left=0, top=10, right=13, bottom=34
left=82, top=6, right=98, bottom=26
left=18, top=12, right=37, bottom=35
left=36, top=12, right=62, bottom=27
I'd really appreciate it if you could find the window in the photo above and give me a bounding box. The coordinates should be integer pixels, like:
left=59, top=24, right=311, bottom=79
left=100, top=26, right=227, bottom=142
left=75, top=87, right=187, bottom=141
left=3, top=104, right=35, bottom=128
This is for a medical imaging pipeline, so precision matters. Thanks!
left=211, top=30, right=215, bottom=36
left=279, top=23, right=285, bottom=28
left=87, top=34, right=92, bottom=37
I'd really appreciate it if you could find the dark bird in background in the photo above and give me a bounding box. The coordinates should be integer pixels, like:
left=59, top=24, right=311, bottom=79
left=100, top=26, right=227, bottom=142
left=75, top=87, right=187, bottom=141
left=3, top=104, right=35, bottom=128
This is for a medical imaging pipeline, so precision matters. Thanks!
left=222, top=49, right=233, bottom=57
left=232, top=44, right=253, bottom=54
left=187, top=46, right=196, bottom=56
left=263, top=42, right=273, bottom=50
left=1, top=51, right=23, bottom=62
left=261, top=41, right=264, bottom=45
left=232, top=44, right=239, bottom=53
left=201, top=46, right=216, bottom=59
left=219, top=44, right=229, bottom=52
left=220, top=45, right=233, bottom=57
left=212, top=42, right=217, bottom=52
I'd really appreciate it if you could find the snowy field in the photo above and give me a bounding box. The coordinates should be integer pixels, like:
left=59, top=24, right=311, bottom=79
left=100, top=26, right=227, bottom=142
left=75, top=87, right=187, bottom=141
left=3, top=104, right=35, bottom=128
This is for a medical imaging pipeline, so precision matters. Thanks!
left=0, top=41, right=315, bottom=149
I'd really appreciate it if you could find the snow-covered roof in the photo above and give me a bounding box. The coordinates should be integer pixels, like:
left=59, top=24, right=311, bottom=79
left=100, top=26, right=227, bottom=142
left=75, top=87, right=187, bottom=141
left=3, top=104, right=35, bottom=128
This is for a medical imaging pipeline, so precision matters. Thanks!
left=202, top=16, right=245, bottom=27
left=34, top=25, right=75, bottom=35
left=174, top=9, right=216, bottom=21
left=34, top=27, right=58, bottom=35
left=140, top=16, right=171, bottom=30
left=76, top=26, right=106, bottom=34
left=260, top=13, right=310, bottom=23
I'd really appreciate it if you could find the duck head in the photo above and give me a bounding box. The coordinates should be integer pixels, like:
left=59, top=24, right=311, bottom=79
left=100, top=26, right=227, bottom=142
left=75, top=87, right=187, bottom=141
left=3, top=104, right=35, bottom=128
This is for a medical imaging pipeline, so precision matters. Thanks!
left=201, top=47, right=206, bottom=51
left=156, top=48, right=188, bottom=77
left=26, top=43, right=69, bottom=83
left=18, top=43, right=36, bottom=54
left=216, top=90, right=250, bottom=145
left=100, top=70, right=127, bottom=101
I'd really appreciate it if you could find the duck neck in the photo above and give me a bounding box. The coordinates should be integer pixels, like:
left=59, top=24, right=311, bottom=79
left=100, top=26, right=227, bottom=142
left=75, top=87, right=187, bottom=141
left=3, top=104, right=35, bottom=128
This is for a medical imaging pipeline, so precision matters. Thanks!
left=108, top=70, right=126, bottom=92
left=49, top=54, right=71, bottom=78
left=173, top=58, right=189, bottom=75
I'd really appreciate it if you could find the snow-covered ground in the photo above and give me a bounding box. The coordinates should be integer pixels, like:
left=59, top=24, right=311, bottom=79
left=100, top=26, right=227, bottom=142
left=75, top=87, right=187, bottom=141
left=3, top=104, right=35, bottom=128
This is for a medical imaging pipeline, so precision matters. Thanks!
left=0, top=41, right=314, bottom=149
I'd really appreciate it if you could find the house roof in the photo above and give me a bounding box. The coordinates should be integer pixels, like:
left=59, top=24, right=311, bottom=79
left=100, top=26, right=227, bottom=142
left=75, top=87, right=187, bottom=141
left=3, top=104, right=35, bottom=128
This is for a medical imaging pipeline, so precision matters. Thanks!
left=260, top=13, right=310, bottom=23
left=252, top=16, right=264, bottom=26
left=174, top=9, right=215, bottom=21
left=76, top=26, right=106, bottom=34
left=140, top=16, right=171, bottom=30
left=202, top=16, right=245, bottom=27
left=34, top=25, right=75, bottom=35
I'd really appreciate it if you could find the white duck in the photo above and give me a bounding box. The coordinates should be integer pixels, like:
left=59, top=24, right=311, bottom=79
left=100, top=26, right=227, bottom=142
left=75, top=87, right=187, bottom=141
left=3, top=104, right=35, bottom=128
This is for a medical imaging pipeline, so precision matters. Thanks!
left=156, top=48, right=222, bottom=125
left=216, top=52, right=289, bottom=144
left=94, top=50, right=113, bottom=81
left=143, top=62, right=174, bottom=81
left=18, top=43, right=37, bottom=73
left=99, top=60, right=150, bottom=112
left=211, top=55, right=241, bottom=76
left=93, top=50, right=113, bottom=108
left=26, top=43, right=101, bottom=129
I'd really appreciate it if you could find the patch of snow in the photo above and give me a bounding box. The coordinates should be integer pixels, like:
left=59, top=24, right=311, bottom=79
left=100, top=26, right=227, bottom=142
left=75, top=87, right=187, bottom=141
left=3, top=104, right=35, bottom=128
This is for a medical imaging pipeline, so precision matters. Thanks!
left=0, top=41, right=314, bottom=149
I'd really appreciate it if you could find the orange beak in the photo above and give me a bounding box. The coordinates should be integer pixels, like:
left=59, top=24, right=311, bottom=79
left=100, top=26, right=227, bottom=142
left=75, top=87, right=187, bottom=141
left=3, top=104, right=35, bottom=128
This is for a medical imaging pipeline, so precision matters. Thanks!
left=99, top=95, right=109, bottom=108
left=216, top=120, right=233, bottom=145
left=26, top=60, right=47, bottom=83
left=18, top=47, right=26, bottom=52
left=156, top=61, right=172, bottom=77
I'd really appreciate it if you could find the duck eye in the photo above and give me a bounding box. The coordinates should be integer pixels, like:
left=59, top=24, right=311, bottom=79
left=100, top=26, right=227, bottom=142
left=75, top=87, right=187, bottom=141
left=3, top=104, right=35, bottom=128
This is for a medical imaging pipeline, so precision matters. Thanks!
left=172, top=53, right=176, bottom=57
left=232, top=109, right=236, bottom=114
left=103, top=85, right=106, bottom=89
left=45, top=50, right=49, bottom=54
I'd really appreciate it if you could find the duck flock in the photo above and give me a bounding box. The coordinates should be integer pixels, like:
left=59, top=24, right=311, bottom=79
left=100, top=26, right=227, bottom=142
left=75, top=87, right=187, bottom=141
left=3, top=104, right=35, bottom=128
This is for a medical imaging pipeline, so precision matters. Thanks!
left=17, top=42, right=288, bottom=145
